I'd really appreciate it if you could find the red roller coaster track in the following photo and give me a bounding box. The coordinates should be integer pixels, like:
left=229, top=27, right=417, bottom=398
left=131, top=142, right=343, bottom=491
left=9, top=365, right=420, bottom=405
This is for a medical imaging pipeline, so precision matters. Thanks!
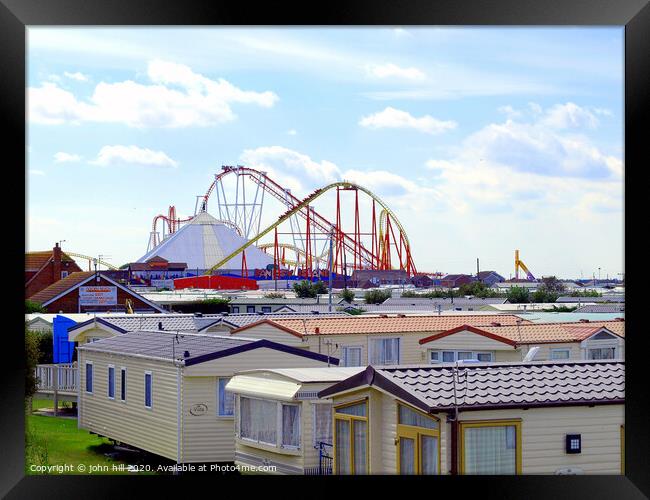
left=149, top=165, right=418, bottom=276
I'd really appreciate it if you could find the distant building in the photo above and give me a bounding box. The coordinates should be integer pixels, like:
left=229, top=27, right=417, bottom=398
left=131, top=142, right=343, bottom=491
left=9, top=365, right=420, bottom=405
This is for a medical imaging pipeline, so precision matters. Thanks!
left=25, top=243, right=83, bottom=298
left=351, top=269, right=409, bottom=286
left=476, top=270, right=505, bottom=287
left=439, top=274, right=474, bottom=288
left=410, top=274, right=434, bottom=288
left=128, top=256, right=188, bottom=286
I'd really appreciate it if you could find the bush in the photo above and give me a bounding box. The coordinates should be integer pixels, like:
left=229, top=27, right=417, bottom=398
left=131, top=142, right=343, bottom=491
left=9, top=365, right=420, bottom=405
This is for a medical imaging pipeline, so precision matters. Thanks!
left=569, top=290, right=601, bottom=297
left=37, top=331, right=53, bottom=364
left=172, top=298, right=231, bottom=314
left=25, top=327, right=41, bottom=400
left=338, top=288, right=355, bottom=303
left=345, top=307, right=365, bottom=315
left=364, top=289, right=392, bottom=304
left=264, top=292, right=286, bottom=299
left=25, top=300, right=45, bottom=313
left=293, top=280, right=328, bottom=298
left=531, top=289, right=559, bottom=303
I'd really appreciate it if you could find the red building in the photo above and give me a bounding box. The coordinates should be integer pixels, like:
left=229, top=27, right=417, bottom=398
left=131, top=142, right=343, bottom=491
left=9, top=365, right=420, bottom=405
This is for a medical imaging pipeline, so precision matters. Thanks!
left=25, top=243, right=83, bottom=298
left=29, top=271, right=166, bottom=313
left=439, top=274, right=475, bottom=288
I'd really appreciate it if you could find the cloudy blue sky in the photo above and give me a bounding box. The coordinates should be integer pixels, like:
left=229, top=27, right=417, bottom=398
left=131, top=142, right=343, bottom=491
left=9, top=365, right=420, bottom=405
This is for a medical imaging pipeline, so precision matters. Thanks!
left=26, top=27, right=623, bottom=279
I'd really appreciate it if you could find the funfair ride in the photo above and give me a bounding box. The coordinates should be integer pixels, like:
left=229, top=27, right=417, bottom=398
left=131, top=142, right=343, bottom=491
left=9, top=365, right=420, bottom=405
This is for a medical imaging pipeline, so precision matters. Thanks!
left=146, top=165, right=418, bottom=280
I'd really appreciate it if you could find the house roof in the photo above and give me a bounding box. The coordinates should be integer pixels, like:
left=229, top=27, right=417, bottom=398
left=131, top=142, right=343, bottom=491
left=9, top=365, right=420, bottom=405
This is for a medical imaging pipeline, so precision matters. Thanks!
left=30, top=271, right=166, bottom=312
left=477, top=271, right=503, bottom=279
left=29, top=272, right=96, bottom=304
left=25, top=250, right=76, bottom=270
left=318, top=360, right=624, bottom=412
left=231, top=314, right=531, bottom=337
left=481, top=320, right=624, bottom=344
left=68, top=314, right=224, bottom=335
left=418, top=324, right=518, bottom=346
left=557, top=296, right=625, bottom=303
left=78, top=330, right=338, bottom=366
left=384, top=297, right=507, bottom=306
left=574, top=304, right=625, bottom=313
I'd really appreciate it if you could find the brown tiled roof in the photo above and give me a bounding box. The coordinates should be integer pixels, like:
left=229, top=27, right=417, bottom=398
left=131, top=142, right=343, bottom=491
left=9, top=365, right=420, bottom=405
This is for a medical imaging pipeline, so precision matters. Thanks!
left=30, top=272, right=95, bottom=305
left=319, top=361, right=624, bottom=411
left=233, top=314, right=531, bottom=337
left=25, top=250, right=76, bottom=270
left=481, top=320, right=624, bottom=344
left=419, top=320, right=625, bottom=345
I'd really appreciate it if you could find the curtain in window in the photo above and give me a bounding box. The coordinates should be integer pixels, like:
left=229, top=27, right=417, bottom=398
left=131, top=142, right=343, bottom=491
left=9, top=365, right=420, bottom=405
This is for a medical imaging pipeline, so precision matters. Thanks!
left=335, top=402, right=366, bottom=416
left=313, top=403, right=333, bottom=446
left=370, top=338, right=399, bottom=365
left=145, top=374, right=152, bottom=407
left=343, top=347, right=362, bottom=367
left=399, top=405, right=438, bottom=430
left=120, top=369, right=126, bottom=401
left=353, top=420, right=368, bottom=474
left=218, top=378, right=234, bottom=416
left=399, top=437, right=415, bottom=475
left=240, top=397, right=277, bottom=445
left=85, top=364, right=93, bottom=392
left=421, top=435, right=439, bottom=474
left=336, top=419, right=351, bottom=474
left=464, top=425, right=516, bottom=474
left=282, top=404, right=300, bottom=447
left=588, top=347, right=615, bottom=359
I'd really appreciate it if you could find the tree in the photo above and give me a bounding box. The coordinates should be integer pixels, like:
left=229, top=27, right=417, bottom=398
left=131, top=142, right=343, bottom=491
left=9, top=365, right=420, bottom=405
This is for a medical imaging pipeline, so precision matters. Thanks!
left=313, top=281, right=328, bottom=295
left=531, top=289, right=558, bottom=303
left=25, top=325, right=40, bottom=402
left=364, top=288, right=392, bottom=304
left=539, top=276, right=566, bottom=294
left=25, top=300, right=45, bottom=313
left=293, top=280, right=328, bottom=298
left=507, top=286, right=530, bottom=304
left=338, top=288, right=355, bottom=303
left=172, top=297, right=231, bottom=314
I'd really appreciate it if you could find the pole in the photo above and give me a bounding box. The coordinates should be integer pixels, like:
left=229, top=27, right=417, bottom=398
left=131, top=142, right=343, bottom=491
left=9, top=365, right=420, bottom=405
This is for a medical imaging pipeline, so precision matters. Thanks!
left=329, top=229, right=334, bottom=312
left=53, top=365, right=59, bottom=417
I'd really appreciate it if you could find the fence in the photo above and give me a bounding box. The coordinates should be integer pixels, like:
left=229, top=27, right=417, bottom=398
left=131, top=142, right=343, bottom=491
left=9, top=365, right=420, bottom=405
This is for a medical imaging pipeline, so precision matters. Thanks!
left=36, top=363, right=78, bottom=393
left=305, top=442, right=333, bottom=475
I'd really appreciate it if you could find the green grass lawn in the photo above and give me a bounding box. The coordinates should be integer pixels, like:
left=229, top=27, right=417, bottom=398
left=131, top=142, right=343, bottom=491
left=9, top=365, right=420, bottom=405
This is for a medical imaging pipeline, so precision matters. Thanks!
left=26, top=399, right=158, bottom=475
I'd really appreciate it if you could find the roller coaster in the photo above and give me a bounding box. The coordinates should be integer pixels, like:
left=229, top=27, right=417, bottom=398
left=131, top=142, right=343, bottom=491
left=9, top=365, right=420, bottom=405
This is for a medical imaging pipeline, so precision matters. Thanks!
left=147, top=165, right=418, bottom=279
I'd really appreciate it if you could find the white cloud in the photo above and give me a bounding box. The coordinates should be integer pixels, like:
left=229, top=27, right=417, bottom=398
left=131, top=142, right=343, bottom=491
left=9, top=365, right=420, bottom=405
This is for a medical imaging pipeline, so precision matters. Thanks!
left=64, top=71, right=89, bottom=82
left=365, top=63, right=425, bottom=81
left=54, top=152, right=82, bottom=163
left=29, top=60, right=278, bottom=128
left=540, top=102, right=599, bottom=129
left=424, top=102, right=623, bottom=220
left=29, top=169, right=45, bottom=176
left=287, top=129, right=297, bottom=136
left=90, top=145, right=178, bottom=168
left=359, top=107, right=457, bottom=134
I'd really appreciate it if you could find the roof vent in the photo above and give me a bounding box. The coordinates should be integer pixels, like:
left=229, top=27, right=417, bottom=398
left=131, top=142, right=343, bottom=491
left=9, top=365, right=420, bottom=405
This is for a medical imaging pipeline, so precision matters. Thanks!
left=379, top=314, right=388, bottom=318
left=314, top=327, right=320, bottom=334
left=615, top=317, right=624, bottom=321
left=579, top=319, right=590, bottom=323
left=258, top=312, right=264, bottom=315
left=491, top=322, right=501, bottom=327
left=158, top=321, right=163, bottom=330
left=397, top=314, right=406, bottom=318
left=183, top=350, right=190, bottom=358
left=311, top=311, right=320, bottom=314
left=194, top=312, right=203, bottom=317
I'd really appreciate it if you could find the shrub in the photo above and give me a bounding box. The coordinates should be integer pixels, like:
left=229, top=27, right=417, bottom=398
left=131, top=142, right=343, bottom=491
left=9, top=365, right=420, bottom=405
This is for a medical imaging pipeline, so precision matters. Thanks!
left=293, top=280, right=328, bottom=298
left=364, top=289, right=392, bottom=304
left=264, top=292, right=286, bottom=299
left=338, top=288, right=355, bottom=303
left=25, top=300, right=45, bottom=313
left=506, top=286, right=530, bottom=304
left=25, top=327, right=41, bottom=400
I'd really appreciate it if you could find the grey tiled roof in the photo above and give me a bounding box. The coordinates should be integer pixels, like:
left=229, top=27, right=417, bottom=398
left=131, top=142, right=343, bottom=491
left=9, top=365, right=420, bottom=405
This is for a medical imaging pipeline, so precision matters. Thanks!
left=384, top=297, right=507, bottom=306
left=99, top=314, right=222, bottom=332
left=320, top=360, right=624, bottom=411
left=78, top=330, right=254, bottom=362
left=574, top=304, right=625, bottom=313
left=557, top=295, right=624, bottom=303
left=214, top=311, right=347, bottom=327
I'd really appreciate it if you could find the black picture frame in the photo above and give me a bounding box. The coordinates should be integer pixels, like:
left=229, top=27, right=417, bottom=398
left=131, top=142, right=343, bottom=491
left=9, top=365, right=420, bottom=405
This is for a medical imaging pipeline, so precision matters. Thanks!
left=2, top=0, right=648, bottom=497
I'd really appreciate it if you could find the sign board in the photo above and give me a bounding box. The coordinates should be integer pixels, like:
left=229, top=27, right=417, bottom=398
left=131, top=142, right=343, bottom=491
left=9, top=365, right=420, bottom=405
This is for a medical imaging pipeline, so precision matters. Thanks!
left=79, top=286, right=117, bottom=306
left=151, top=279, right=175, bottom=289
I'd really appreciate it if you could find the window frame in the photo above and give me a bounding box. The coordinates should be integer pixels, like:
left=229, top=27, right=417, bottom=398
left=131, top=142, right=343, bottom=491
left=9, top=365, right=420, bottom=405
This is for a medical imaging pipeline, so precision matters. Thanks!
left=261, top=306, right=272, bottom=313
left=247, top=305, right=256, bottom=313
left=231, top=306, right=240, bottom=313
left=428, top=350, right=494, bottom=363
left=550, top=348, right=571, bottom=360
left=237, top=395, right=301, bottom=450
left=85, top=361, right=93, bottom=394
left=144, top=371, right=153, bottom=409
left=341, top=346, right=363, bottom=367
left=107, top=365, right=115, bottom=400
left=120, top=367, right=127, bottom=403
left=396, top=402, right=441, bottom=475
left=216, top=377, right=235, bottom=418
left=333, top=398, right=369, bottom=474
left=369, top=337, right=401, bottom=365
left=459, top=419, right=522, bottom=475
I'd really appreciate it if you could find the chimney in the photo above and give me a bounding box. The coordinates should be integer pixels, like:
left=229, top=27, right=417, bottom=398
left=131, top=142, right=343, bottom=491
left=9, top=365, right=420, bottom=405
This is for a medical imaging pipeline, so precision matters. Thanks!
left=490, top=321, right=501, bottom=327
left=53, top=243, right=62, bottom=281
left=314, top=327, right=320, bottom=334
left=579, top=319, right=590, bottom=323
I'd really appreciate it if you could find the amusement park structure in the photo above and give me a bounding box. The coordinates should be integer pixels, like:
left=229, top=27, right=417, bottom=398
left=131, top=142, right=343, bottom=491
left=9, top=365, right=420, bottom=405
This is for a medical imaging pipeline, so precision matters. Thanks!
left=146, top=166, right=418, bottom=280
left=514, top=249, right=536, bottom=281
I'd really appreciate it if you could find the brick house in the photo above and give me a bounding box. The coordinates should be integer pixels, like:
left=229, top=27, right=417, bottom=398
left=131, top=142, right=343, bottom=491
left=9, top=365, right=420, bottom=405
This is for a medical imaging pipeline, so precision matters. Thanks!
left=25, top=243, right=83, bottom=298
left=439, top=274, right=475, bottom=288
left=476, top=270, right=506, bottom=287
left=29, top=271, right=166, bottom=313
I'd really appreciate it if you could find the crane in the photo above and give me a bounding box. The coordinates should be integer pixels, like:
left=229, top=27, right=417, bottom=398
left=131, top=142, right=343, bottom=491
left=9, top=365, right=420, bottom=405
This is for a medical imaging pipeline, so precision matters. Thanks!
left=514, top=249, right=535, bottom=281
